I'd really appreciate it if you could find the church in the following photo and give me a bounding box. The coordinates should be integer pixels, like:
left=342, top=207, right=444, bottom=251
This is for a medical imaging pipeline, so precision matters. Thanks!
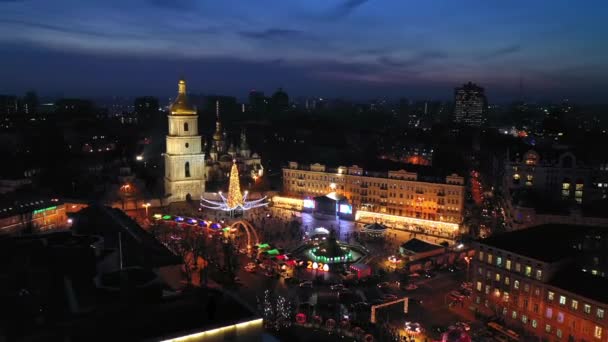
left=164, top=79, right=263, bottom=204
left=204, top=100, right=263, bottom=184
left=164, top=79, right=206, bottom=203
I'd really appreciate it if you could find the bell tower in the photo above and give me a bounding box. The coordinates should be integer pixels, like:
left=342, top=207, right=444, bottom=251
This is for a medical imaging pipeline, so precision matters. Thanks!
left=164, top=79, right=205, bottom=203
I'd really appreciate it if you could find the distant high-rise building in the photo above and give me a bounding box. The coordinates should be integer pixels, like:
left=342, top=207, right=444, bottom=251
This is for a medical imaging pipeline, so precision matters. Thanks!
left=0, top=95, right=18, bottom=117
left=453, top=82, right=487, bottom=127
left=248, top=90, right=266, bottom=114
left=270, top=88, right=289, bottom=113
left=134, top=96, right=159, bottom=121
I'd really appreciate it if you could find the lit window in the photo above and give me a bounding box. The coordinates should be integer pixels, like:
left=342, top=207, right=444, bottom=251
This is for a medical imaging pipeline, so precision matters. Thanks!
left=497, top=256, right=503, bottom=267
left=585, top=304, right=592, bottom=314
left=546, top=324, right=552, bottom=333
left=598, top=308, right=605, bottom=319
left=495, top=273, right=501, bottom=282
left=485, top=285, right=490, bottom=294
left=476, top=281, right=482, bottom=292
left=557, top=312, right=564, bottom=323
left=595, top=326, right=603, bottom=339
left=536, top=269, right=543, bottom=280
left=478, top=251, right=484, bottom=261
left=557, top=329, right=563, bottom=339
left=525, top=266, right=532, bottom=277
left=532, top=319, right=538, bottom=328
left=514, top=280, right=520, bottom=289
left=572, top=300, right=579, bottom=310
left=559, top=295, right=566, bottom=305
left=522, top=315, right=528, bottom=324
left=512, top=311, right=517, bottom=319
left=548, top=291, right=555, bottom=301
left=506, top=259, right=512, bottom=270
left=534, top=287, right=540, bottom=296
left=505, top=276, right=510, bottom=285
left=515, top=263, right=521, bottom=272
left=488, top=254, right=493, bottom=264
left=546, top=308, right=553, bottom=319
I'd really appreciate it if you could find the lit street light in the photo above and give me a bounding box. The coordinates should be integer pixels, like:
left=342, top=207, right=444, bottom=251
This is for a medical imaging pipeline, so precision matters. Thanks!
left=143, top=203, right=151, bottom=217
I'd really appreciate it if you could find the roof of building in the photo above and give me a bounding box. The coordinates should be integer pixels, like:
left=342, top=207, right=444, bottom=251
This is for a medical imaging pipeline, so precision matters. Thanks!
left=400, top=238, right=444, bottom=254
left=0, top=197, right=62, bottom=220
left=549, top=266, right=608, bottom=304
left=73, top=205, right=181, bottom=268
left=479, top=224, right=601, bottom=263
left=170, top=79, right=196, bottom=114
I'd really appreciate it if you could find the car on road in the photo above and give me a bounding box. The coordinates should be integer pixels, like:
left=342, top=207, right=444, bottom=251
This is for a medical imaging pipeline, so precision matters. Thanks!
left=377, top=282, right=391, bottom=289
left=299, top=280, right=313, bottom=288
left=423, top=271, right=436, bottom=278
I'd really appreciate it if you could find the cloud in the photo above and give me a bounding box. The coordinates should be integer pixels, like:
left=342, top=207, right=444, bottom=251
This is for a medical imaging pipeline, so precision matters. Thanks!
left=0, top=18, right=144, bottom=39
left=377, top=50, right=448, bottom=68
left=146, top=0, right=197, bottom=10
left=329, top=0, right=370, bottom=19
left=240, top=28, right=305, bottom=41
left=480, top=44, right=521, bottom=60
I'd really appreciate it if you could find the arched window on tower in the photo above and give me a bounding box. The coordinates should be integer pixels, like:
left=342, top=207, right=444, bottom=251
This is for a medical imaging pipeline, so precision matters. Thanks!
left=185, top=162, right=190, bottom=178
left=184, top=122, right=189, bottom=132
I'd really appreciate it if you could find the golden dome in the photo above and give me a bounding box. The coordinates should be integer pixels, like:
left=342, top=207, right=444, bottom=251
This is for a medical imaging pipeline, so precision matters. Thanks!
left=170, top=79, right=196, bottom=115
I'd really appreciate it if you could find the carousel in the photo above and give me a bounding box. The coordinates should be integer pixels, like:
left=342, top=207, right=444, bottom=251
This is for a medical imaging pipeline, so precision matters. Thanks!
left=361, top=222, right=388, bottom=237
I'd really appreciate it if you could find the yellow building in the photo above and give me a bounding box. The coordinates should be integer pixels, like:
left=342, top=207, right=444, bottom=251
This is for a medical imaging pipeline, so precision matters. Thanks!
left=282, top=162, right=465, bottom=224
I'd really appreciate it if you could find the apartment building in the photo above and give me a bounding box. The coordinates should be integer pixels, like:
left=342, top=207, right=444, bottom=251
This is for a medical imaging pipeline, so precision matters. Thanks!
left=471, top=224, right=608, bottom=341
left=282, top=162, right=465, bottom=224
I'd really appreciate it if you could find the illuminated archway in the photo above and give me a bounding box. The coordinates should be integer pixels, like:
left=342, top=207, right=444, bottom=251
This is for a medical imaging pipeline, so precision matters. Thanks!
left=229, top=220, right=260, bottom=248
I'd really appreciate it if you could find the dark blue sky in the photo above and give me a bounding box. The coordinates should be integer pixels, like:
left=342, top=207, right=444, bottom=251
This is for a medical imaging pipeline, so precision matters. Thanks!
left=1, top=0, right=607, bottom=102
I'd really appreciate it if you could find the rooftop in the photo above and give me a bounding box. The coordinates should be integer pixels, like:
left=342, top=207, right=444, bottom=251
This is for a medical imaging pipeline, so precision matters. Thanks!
left=479, top=224, right=603, bottom=263
left=550, top=266, right=608, bottom=304
left=400, top=238, right=444, bottom=254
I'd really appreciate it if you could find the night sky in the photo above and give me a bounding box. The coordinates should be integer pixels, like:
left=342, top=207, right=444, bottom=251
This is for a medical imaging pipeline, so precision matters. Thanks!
left=1, top=0, right=607, bottom=102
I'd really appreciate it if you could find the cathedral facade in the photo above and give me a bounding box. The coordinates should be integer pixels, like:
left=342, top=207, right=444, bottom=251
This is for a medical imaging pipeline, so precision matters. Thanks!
left=205, top=101, right=263, bottom=183
left=164, top=79, right=205, bottom=203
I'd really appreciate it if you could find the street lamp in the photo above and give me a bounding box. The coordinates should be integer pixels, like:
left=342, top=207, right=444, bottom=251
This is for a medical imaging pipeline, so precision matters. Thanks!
left=143, top=203, right=151, bottom=217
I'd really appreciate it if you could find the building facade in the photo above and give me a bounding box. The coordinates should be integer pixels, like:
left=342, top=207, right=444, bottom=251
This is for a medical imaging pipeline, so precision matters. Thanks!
left=471, top=224, right=608, bottom=341
left=282, top=162, right=465, bottom=223
left=0, top=199, right=69, bottom=234
left=453, top=82, right=487, bottom=127
left=504, top=148, right=608, bottom=229
left=164, top=79, right=205, bottom=203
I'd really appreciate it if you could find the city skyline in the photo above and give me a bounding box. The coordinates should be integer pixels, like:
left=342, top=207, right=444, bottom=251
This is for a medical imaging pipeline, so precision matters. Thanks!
left=1, top=1, right=607, bottom=102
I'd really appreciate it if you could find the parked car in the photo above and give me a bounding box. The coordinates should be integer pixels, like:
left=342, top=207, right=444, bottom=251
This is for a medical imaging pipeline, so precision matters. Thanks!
left=449, top=290, right=465, bottom=300
left=404, top=284, right=418, bottom=291
left=299, top=281, right=313, bottom=288
left=330, top=284, right=346, bottom=291
left=382, top=294, right=398, bottom=301
left=455, top=322, right=471, bottom=331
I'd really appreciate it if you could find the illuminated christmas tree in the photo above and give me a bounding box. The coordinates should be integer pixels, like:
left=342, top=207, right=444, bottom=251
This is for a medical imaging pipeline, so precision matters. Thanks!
left=200, top=160, right=268, bottom=212
left=226, top=162, right=244, bottom=209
